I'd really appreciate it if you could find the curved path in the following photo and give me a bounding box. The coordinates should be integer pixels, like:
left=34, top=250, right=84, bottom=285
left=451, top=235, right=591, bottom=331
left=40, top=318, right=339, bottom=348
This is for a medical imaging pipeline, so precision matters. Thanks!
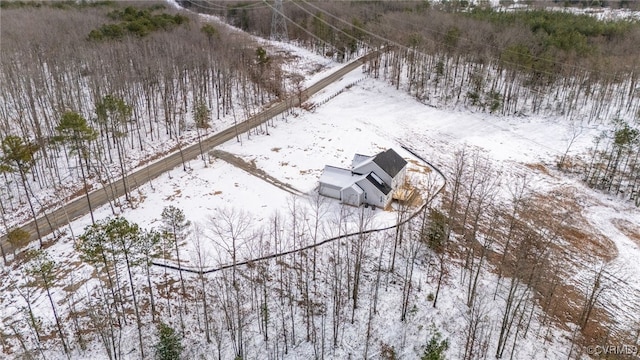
left=1, top=53, right=375, bottom=253
left=152, top=144, right=447, bottom=275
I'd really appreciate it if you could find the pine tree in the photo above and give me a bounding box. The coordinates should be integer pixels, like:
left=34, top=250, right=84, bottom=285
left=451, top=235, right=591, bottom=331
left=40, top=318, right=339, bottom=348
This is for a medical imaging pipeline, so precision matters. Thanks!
left=155, top=322, right=183, bottom=360
left=26, top=249, right=70, bottom=357
left=421, top=329, right=449, bottom=360
left=95, top=95, right=133, bottom=202
left=161, top=206, right=191, bottom=333
left=140, top=229, right=162, bottom=322
left=0, top=135, right=42, bottom=245
left=105, top=216, right=146, bottom=358
left=53, top=111, right=98, bottom=223
left=6, top=228, right=30, bottom=257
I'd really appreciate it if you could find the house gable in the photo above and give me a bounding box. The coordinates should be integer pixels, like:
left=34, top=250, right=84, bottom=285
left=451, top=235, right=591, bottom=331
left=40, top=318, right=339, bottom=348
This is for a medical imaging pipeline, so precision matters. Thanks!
left=341, top=183, right=364, bottom=206
left=352, top=154, right=372, bottom=168
left=353, top=158, right=389, bottom=184
left=355, top=173, right=392, bottom=208
left=372, top=149, right=407, bottom=179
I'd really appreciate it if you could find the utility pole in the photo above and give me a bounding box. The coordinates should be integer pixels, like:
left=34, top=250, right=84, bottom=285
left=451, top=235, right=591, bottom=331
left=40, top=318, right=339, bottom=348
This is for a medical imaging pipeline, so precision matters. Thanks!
left=270, top=0, right=288, bottom=42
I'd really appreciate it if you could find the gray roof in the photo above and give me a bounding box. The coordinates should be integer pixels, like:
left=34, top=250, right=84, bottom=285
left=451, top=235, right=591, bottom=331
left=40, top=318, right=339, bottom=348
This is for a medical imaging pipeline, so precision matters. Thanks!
left=372, top=149, right=407, bottom=178
left=365, top=172, right=392, bottom=195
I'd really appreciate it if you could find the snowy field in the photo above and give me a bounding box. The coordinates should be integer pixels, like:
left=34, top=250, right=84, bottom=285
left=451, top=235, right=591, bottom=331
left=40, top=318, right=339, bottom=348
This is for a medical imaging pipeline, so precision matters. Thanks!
left=2, top=4, right=640, bottom=356
left=2, top=56, right=639, bottom=358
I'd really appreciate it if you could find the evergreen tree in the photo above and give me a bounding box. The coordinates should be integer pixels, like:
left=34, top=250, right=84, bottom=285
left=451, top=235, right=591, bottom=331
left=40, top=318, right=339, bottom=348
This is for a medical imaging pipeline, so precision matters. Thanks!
left=77, top=218, right=125, bottom=328
left=201, top=24, right=217, bottom=40
left=140, top=229, right=162, bottom=322
left=425, top=209, right=447, bottom=251
left=53, top=111, right=98, bottom=223
left=161, top=205, right=191, bottom=334
left=193, top=101, right=211, bottom=129
left=421, top=329, right=449, bottom=360
left=105, top=216, right=146, bottom=357
left=26, top=249, right=70, bottom=357
left=95, top=95, right=133, bottom=201
left=155, top=322, right=183, bottom=360
left=0, top=135, right=42, bottom=245
left=6, top=227, right=30, bottom=256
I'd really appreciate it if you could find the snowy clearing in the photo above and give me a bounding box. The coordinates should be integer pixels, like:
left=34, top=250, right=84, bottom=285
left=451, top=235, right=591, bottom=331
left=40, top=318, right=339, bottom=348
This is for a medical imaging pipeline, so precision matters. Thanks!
left=2, top=58, right=639, bottom=359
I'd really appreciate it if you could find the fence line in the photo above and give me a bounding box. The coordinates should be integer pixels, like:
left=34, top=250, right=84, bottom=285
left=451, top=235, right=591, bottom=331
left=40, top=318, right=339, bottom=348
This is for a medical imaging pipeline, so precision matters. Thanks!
left=152, top=144, right=446, bottom=275
left=310, top=77, right=367, bottom=109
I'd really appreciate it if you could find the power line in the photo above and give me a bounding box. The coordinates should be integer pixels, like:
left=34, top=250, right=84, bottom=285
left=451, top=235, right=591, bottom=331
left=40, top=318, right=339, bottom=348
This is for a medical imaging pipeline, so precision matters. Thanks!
left=270, top=0, right=288, bottom=42
left=298, top=0, right=640, bottom=113
left=294, top=0, right=557, bottom=101
left=302, top=0, right=637, bottom=80
left=296, top=0, right=556, bottom=82
left=262, top=0, right=338, bottom=53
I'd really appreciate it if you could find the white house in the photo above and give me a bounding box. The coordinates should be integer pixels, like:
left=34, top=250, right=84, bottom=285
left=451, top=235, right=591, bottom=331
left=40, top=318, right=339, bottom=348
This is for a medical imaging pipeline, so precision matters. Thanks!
left=318, top=148, right=407, bottom=208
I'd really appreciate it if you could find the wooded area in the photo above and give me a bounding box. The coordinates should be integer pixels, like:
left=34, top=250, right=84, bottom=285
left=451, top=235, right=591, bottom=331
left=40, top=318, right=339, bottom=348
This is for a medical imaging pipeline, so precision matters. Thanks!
left=3, top=152, right=636, bottom=359
left=0, top=1, right=286, bottom=234
left=1, top=1, right=639, bottom=359
left=189, top=0, right=640, bottom=120
left=184, top=0, right=640, bottom=204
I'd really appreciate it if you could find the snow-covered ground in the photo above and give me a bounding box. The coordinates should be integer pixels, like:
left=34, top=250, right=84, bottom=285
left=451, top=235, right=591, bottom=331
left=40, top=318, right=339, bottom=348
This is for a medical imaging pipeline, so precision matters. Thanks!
left=2, top=6, right=640, bottom=356
left=2, top=54, right=639, bottom=358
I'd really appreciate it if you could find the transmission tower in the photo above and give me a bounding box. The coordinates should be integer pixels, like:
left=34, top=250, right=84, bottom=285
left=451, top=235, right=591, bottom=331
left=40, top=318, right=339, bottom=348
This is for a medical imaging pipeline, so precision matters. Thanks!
left=270, top=0, right=288, bottom=42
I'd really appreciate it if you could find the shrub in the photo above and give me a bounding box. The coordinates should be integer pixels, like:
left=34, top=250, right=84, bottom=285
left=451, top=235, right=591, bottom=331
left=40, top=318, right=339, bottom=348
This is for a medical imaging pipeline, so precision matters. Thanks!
left=421, top=329, right=449, bottom=360
left=155, top=322, right=182, bottom=360
left=89, top=5, right=189, bottom=41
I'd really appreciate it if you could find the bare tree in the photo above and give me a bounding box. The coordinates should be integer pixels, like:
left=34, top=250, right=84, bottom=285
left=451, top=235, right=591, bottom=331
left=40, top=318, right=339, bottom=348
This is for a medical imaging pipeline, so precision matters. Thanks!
left=25, top=249, right=70, bottom=358
left=463, top=292, right=492, bottom=360
left=191, top=223, right=212, bottom=343
left=558, top=118, right=585, bottom=169
left=208, top=208, right=252, bottom=359
left=579, top=262, right=612, bottom=332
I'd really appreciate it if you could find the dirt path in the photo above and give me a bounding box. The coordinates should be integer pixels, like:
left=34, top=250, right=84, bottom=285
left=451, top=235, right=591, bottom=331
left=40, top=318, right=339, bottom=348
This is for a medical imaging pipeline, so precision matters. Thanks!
left=209, top=150, right=303, bottom=196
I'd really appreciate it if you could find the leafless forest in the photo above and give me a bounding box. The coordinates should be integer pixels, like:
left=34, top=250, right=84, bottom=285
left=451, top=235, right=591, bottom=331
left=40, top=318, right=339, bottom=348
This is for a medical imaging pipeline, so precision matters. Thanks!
left=1, top=1, right=640, bottom=360
left=188, top=0, right=640, bottom=120
left=3, top=148, right=637, bottom=359
left=0, top=1, right=286, bottom=232
left=186, top=0, right=640, bottom=204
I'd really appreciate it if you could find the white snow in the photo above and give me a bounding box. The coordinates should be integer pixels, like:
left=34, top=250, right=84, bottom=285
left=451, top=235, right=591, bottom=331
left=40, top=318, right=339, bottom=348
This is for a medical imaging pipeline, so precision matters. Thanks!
left=1, top=5, right=640, bottom=358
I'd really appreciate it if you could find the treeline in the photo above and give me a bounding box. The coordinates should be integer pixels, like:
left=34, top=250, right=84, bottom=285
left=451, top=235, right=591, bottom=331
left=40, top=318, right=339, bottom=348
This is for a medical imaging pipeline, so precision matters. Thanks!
left=88, top=5, right=189, bottom=40
left=0, top=2, right=285, bottom=232
left=185, top=0, right=640, bottom=123
left=4, top=199, right=455, bottom=359
left=183, top=0, right=640, bottom=206
left=0, top=0, right=114, bottom=9
left=4, top=148, right=635, bottom=359
left=578, top=119, right=640, bottom=205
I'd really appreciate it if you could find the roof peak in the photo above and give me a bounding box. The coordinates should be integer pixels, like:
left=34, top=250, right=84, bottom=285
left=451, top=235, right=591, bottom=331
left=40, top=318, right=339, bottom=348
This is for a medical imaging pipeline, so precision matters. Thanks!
left=372, top=148, right=407, bottom=178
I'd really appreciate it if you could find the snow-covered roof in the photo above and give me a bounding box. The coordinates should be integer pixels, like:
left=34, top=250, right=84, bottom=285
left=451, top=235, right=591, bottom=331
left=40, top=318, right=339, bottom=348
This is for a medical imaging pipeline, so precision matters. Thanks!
left=347, top=183, right=364, bottom=194
left=318, top=165, right=356, bottom=189
left=352, top=153, right=372, bottom=168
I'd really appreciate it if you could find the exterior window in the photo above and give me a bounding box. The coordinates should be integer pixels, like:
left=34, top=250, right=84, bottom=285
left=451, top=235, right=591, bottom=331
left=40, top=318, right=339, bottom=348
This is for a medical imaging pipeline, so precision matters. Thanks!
left=380, top=196, right=383, bottom=203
